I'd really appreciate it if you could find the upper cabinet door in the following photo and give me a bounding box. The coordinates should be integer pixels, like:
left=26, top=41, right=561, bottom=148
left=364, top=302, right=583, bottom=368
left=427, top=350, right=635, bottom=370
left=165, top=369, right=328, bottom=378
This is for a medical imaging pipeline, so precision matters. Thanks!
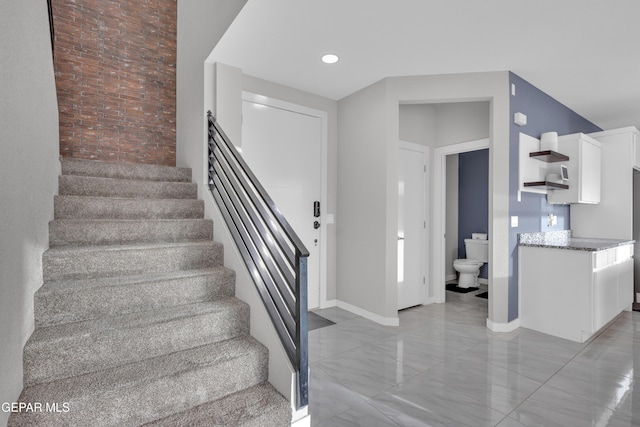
left=578, top=137, right=602, bottom=204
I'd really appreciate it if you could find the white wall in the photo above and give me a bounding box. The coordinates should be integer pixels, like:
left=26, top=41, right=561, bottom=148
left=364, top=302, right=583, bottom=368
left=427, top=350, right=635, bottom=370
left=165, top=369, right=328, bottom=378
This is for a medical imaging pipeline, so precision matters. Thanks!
left=399, top=104, right=436, bottom=145
left=434, top=102, right=491, bottom=147
left=213, top=63, right=243, bottom=145
left=337, top=79, right=397, bottom=324
left=175, top=0, right=247, bottom=182
left=445, top=154, right=459, bottom=279
left=338, top=72, right=511, bottom=325
left=0, top=1, right=60, bottom=425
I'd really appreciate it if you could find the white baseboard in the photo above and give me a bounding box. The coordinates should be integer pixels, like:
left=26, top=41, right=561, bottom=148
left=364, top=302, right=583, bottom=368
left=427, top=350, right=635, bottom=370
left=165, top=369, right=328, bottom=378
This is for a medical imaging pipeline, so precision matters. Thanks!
left=487, top=317, right=520, bottom=332
left=336, top=300, right=399, bottom=326
left=319, top=299, right=337, bottom=309
left=291, top=414, right=310, bottom=427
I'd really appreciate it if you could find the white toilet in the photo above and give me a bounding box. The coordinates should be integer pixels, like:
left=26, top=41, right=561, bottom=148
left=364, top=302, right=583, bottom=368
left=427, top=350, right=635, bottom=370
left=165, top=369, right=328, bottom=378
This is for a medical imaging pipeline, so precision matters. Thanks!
left=453, top=236, right=489, bottom=288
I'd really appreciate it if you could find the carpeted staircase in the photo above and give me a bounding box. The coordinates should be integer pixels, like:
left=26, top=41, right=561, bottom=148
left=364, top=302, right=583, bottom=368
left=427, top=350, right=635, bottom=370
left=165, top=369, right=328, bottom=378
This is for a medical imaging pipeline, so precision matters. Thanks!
left=9, top=158, right=290, bottom=426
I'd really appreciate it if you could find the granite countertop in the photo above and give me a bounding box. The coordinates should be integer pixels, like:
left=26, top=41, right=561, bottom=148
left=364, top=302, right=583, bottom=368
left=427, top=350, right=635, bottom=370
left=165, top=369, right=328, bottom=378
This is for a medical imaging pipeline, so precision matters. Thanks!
left=518, top=230, right=635, bottom=252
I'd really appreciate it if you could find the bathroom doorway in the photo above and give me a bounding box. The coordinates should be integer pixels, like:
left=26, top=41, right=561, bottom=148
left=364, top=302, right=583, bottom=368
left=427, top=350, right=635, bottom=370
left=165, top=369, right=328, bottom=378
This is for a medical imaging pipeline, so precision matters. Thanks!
left=432, top=138, right=490, bottom=304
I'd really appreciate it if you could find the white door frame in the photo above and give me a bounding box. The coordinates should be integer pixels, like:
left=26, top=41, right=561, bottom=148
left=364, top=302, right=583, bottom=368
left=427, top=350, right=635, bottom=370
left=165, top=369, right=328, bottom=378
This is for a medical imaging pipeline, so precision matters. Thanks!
left=398, top=140, right=430, bottom=308
left=432, top=138, right=490, bottom=304
left=241, top=91, right=329, bottom=309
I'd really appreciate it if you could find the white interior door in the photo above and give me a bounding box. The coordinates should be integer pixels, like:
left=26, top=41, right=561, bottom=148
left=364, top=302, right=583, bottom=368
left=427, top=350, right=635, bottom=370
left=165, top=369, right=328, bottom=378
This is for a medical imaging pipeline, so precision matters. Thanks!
left=241, top=97, right=322, bottom=309
left=398, top=141, right=428, bottom=310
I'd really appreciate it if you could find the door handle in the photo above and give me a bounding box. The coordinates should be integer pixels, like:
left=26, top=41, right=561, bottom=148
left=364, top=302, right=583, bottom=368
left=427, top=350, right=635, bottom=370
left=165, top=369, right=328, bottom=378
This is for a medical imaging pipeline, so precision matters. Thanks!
left=398, top=236, right=405, bottom=240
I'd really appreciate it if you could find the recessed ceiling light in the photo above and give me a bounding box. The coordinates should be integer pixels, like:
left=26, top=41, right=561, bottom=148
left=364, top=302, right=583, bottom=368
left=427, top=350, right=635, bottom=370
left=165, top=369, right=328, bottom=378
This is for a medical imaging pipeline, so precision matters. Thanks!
left=321, top=54, right=339, bottom=64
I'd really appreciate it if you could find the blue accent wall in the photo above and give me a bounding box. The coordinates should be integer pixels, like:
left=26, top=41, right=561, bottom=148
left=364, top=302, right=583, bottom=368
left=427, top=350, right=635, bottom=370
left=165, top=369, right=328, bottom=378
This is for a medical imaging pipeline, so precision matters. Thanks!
left=508, top=72, right=602, bottom=321
left=458, top=149, right=489, bottom=279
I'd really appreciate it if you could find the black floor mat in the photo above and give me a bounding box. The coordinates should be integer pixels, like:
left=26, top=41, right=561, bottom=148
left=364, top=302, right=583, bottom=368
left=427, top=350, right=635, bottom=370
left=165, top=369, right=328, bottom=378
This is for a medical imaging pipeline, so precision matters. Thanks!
left=476, top=292, right=489, bottom=299
left=308, top=311, right=335, bottom=331
left=446, top=283, right=479, bottom=293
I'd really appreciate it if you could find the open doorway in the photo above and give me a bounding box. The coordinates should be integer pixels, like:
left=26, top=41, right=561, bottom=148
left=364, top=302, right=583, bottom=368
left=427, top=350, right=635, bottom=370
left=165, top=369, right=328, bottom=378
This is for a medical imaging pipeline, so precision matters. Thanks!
left=433, top=138, right=490, bottom=304
left=399, top=101, right=491, bottom=314
left=443, top=147, right=490, bottom=304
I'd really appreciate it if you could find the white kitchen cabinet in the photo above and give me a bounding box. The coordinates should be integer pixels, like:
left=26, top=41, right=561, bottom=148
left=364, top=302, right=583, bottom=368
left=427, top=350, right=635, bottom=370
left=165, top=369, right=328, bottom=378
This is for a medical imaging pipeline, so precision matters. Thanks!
left=572, top=127, right=640, bottom=240
left=547, top=133, right=602, bottom=204
left=592, top=262, right=619, bottom=332
left=519, top=242, right=634, bottom=343
left=634, top=132, right=640, bottom=170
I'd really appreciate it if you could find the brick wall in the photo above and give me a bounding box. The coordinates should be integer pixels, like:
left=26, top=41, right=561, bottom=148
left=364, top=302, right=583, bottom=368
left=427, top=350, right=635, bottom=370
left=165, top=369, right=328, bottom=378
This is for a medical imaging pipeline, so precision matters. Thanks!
left=52, top=0, right=177, bottom=165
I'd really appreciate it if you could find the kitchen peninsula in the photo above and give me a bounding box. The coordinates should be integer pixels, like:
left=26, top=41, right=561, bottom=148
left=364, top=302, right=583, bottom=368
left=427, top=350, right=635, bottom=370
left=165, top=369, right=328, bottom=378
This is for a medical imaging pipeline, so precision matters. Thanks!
left=519, top=230, right=634, bottom=343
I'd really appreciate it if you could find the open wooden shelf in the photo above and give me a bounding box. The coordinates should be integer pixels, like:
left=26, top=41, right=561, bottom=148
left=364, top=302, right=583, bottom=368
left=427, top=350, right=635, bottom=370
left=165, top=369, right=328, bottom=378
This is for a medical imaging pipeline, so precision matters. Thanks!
left=529, top=150, right=570, bottom=163
left=523, top=181, right=569, bottom=190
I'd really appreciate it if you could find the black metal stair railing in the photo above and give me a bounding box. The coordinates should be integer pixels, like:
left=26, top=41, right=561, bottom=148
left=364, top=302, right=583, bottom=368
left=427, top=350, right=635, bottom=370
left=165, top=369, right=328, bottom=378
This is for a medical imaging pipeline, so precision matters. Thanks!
left=206, top=111, right=309, bottom=409
left=47, top=0, right=54, bottom=55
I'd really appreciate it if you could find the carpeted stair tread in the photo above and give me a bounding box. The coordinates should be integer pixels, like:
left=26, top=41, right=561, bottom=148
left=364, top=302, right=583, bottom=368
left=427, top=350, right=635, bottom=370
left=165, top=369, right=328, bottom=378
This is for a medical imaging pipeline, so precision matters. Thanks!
left=143, top=383, right=290, bottom=427
left=49, top=218, right=213, bottom=246
left=11, top=159, right=290, bottom=426
left=35, top=267, right=235, bottom=327
left=43, top=241, right=223, bottom=281
left=10, top=337, right=269, bottom=427
left=54, top=195, right=205, bottom=219
left=61, top=157, right=193, bottom=182
left=24, top=298, right=250, bottom=386
left=59, top=175, right=197, bottom=199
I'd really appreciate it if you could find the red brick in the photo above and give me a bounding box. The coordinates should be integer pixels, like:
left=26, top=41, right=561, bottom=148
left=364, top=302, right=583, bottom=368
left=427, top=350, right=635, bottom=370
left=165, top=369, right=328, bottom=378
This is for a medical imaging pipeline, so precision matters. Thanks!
left=53, top=0, right=176, bottom=165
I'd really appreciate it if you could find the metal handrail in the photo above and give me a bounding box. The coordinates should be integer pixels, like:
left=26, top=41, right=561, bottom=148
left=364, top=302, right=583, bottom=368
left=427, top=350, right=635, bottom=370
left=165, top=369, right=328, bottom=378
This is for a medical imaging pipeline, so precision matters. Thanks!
left=47, top=0, right=54, bottom=55
left=206, top=111, right=309, bottom=409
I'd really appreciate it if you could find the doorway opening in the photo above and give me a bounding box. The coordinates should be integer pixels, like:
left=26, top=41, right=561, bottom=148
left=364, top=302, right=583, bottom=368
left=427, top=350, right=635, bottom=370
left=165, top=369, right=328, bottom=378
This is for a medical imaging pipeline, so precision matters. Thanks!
left=433, top=138, right=490, bottom=306
left=444, top=147, right=490, bottom=307
left=398, top=101, right=492, bottom=319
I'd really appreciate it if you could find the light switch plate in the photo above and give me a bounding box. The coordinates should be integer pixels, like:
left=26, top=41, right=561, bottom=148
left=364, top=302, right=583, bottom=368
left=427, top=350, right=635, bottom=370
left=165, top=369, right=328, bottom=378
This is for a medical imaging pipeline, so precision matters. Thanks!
left=511, top=216, right=519, bottom=227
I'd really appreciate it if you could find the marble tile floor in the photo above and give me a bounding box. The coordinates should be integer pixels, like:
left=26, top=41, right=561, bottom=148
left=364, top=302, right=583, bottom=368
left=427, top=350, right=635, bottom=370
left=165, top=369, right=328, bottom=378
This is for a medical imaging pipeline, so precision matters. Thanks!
left=309, top=286, right=640, bottom=426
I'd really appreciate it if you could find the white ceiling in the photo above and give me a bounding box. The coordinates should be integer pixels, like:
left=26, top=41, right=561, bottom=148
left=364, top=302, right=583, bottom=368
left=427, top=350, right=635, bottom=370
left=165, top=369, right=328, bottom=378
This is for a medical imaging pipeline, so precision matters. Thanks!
left=208, top=0, right=640, bottom=131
